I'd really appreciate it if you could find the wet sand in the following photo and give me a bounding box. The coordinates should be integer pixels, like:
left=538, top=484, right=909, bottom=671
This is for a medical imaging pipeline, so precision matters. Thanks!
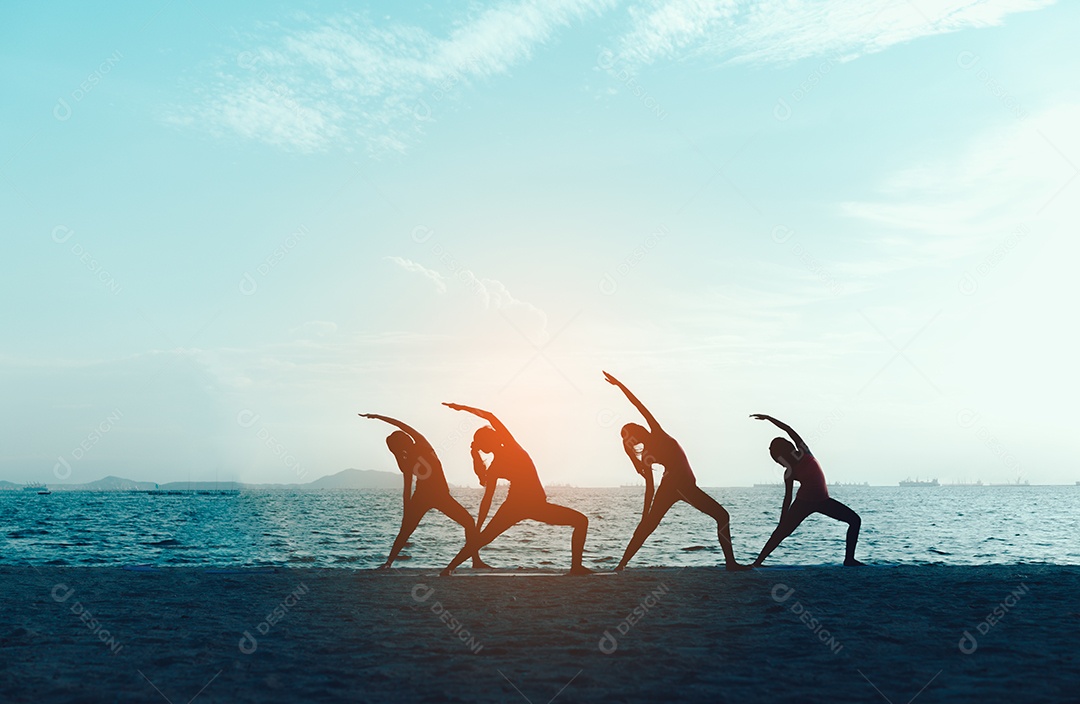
left=1, top=564, right=1075, bottom=702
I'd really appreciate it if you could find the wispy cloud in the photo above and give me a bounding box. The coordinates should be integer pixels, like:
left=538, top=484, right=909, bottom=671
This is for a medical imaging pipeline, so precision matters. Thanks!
left=386, top=256, right=447, bottom=293
left=386, top=254, right=550, bottom=342
left=840, top=103, right=1080, bottom=268
left=615, top=0, right=1056, bottom=67
left=166, top=0, right=613, bottom=154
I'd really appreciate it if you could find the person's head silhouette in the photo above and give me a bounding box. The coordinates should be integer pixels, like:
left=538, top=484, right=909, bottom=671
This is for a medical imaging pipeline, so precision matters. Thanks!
left=769, top=437, right=798, bottom=465
left=386, top=430, right=414, bottom=461
left=621, top=422, right=649, bottom=450
left=471, top=426, right=501, bottom=454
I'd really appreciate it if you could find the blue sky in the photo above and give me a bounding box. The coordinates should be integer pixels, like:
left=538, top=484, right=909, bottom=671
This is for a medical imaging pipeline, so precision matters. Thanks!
left=2, top=0, right=1078, bottom=487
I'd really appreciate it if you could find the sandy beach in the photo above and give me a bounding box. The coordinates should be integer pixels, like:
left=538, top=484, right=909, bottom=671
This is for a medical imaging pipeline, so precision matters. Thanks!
left=1, top=564, right=1075, bottom=702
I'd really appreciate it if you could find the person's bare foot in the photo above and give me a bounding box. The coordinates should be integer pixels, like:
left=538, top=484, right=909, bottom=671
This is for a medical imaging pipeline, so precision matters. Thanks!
left=376, top=562, right=392, bottom=570
left=566, top=565, right=594, bottom=575
left=726, top=562, right=753, bottom=572
left=614, top=563, right=627, bottom=572
left=439, top=567, right=454, bottom=576
left=471, top=560, right=494, bottom=569
left=844, top=558, right=865, bottom=567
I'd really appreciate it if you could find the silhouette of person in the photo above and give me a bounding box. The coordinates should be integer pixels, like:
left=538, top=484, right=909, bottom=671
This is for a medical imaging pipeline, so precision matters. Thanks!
left=750, top=414, right=864, bottom=566
left=359, top=413, right=490, bottom=570
left=605, top=372, right=749, bottom=571
left=440, top=403, right=592, bottom=576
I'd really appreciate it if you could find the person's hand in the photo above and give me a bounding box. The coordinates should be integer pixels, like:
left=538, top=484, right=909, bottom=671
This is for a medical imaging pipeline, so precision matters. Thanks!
left=443, top=403, right=464, bottom=411
left=602, top=371, right=621, bottom=386
left=750, top=413, right=771, bottom=421
left=358, top=413, right=375, bottom=419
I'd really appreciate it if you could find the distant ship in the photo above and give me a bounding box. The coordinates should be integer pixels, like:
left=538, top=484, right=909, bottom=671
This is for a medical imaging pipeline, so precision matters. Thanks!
left=829, top=482, right=869, bottom=487
left=899, top=478, right=939, bottom=487
left=23, top=482, right=51, bottom=495
left=753, top=483, right=783, bottom=488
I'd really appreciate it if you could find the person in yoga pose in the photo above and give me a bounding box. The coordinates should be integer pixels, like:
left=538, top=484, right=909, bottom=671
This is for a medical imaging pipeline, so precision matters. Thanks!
left=750, top=414, right=863, bottom=566
left=605, top=372, right=748, bottom=571
left=440, top=403, right=592, bottom=576
left=359, top=413, right=490, bottom=570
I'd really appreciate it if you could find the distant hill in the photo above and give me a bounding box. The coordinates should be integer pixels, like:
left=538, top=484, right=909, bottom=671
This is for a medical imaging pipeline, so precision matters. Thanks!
left=303, top=468, right=400, bottom=489
left=1, top=469, right=401, bottom=491
left=40, top=476, right=158, bottom=492
left=78, top=475, right=158, bottom=491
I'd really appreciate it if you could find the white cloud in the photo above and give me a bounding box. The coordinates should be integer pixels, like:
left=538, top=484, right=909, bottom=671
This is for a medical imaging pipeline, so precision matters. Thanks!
left=840, top=103, right=1080, bottom=268
left=168, top=0, right=613, bottom=153
left=615, top=0, right=1056, bottom=67
left=386, top=255, right=447, bottom=293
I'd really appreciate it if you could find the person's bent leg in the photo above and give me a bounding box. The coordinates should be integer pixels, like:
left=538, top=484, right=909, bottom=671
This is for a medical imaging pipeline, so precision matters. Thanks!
left=616, top=483, right=678, bottom=570
left=753, top=499, right=814, bottom=566
left=527, top=501, right=591, bottom=573
left=679, top=485, right=747, bottom=570
left=816, top=498, right=863, bottom=565
left=436, top=495, right=492, bottom=568
left=382, top=502, right=429, bottom=568
left=442, top=502, right=521, bottom=575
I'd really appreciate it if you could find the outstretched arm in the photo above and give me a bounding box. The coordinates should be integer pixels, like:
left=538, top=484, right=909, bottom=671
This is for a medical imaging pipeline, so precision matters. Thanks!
left=640, top=468, right=655, bottom=523
left=604, top=372, right=664, bottom=434
left=358, top=413, right=435, bottom=453
left=443, top=403, right=516, bottom=443
left=750, top=414, right=810, bottom=455
left=620, top=432, right=654, bottom=521
left=401, top=467, right=414, bottom=507
left=753, top=473, right=795, bottom=566
left=779, top=472, right=794, bottom=521
left=476, top=478, right=498, bottom=530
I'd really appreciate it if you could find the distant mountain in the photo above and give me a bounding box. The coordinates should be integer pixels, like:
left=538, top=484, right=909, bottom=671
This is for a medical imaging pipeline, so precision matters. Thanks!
left=1, top=469, right=401, bottom=491
left=303, top=468, right=401, bottom=489
left=41, top=476, right=157, bottom=492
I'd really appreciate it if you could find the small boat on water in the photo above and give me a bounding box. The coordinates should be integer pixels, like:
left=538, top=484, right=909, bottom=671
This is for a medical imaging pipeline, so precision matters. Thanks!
left=23, top=482, right=51, bottom=494
left=899, top=478, right=939, bottom=487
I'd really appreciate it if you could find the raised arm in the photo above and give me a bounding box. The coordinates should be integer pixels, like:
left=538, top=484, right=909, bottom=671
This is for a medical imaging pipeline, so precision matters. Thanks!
left=443, top=403, right=516, bottom=443
left=401, top=464, right=414, bottom=506
left=603, top=372, right=664, bottom=434
left=750, top=413, right=810, bottom=455
left=640, top=465, right=655, bottom=523
left=476, top=477, right=498, bottom=530
left=358, top=413, right=434, bottom=453
left=779, top=471, right=794, bottom=520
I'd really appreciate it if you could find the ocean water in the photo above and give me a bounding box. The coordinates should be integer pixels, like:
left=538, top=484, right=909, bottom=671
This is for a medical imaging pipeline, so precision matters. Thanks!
left=2, top=486, right=1078, bottom=568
